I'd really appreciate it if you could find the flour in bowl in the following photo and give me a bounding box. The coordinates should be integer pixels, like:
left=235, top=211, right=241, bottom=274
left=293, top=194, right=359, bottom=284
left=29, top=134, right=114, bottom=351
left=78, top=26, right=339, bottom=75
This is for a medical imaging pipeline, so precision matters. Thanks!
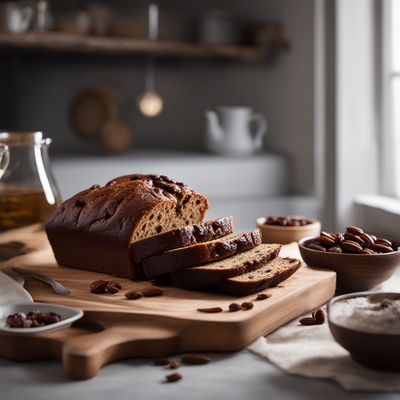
left=329, top=294, right=400, bottom=334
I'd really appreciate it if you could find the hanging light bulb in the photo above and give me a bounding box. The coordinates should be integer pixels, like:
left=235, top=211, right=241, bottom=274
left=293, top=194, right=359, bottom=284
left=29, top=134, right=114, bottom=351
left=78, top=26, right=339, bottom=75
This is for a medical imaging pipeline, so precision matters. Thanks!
left=137, top=3, right=163, bottom=118
left=137, top=90, right=163, bottom=117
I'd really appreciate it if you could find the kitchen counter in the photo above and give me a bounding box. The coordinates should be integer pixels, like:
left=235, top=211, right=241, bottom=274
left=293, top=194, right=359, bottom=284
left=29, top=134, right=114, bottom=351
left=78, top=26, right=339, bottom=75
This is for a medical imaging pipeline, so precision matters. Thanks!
left=52, top=150, right=291, bottom=200
left=0, top=348, right=398, bottom=400
left=1, top=267, right=399, bottom=400
left=0, top=216, right=397, bottom=398
left=52, top=150, right=319, bottom=230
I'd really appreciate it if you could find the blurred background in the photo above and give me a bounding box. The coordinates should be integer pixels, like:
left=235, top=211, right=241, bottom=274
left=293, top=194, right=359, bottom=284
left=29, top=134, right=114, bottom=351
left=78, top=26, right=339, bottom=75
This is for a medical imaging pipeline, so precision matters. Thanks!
left=0, top=0, right=398, bottom=236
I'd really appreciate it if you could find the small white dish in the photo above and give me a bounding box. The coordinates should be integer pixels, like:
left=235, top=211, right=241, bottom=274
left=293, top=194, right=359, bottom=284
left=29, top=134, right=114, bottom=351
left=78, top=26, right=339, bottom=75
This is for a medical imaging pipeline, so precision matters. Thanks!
left=0, top=303, right=84, bottom=334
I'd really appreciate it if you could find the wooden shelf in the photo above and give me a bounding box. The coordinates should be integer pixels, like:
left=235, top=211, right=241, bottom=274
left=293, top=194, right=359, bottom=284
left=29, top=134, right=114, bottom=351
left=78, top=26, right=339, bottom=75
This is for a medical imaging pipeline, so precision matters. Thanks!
left=0, top=32, right=266, bottom=61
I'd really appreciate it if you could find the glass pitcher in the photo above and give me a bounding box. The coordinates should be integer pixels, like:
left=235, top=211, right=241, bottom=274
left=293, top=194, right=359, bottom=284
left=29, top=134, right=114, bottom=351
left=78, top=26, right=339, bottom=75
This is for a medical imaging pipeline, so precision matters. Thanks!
left=0, top=131, right=61, bottom=231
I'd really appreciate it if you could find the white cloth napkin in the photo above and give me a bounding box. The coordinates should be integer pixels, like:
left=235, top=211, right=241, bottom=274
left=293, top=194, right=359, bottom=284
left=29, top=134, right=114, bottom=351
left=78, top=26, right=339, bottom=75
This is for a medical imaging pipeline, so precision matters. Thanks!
left=0, top=270, right=32, bottom=306
left=248, top=277, right=400, bottom=392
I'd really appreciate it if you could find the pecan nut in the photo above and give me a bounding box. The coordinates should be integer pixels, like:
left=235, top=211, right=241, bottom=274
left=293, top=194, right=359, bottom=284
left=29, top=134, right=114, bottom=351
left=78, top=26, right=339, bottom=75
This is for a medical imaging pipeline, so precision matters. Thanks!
left=90, top=280, right=108, bottom=294
left=241, top=301, right=254, bottom=310
left=299, top=317, right=317, bottom=326
left=344, top=232, right=364, bottom=245
left=165, top=372, right=182, bottom=383
left=169, top=360, right=181, bottom=369
left=255, top=293, right=271, bottom=300
left=371, top=243, right=393, bottom=253
left=90, top=280, right=121, bottom=294
left=346, top=226, right=364, bottom=235
left=228, top=303, right=241, bottom=312
left=307, top=243, right=326, bottom=252
left=181, top=354, right=210, bottom=365
left=328, top=246, right=342, bottom=253
left=313, top=308, right=325, bottom=324
left=125, top=290, right=143, bottom=300
left=319, top=232, right=336, bottom=246
left=341, top=240, right=363, bottom=253
left=197, top=307, right=223, bottom=313
left=375, top=238, right=392, bottom=247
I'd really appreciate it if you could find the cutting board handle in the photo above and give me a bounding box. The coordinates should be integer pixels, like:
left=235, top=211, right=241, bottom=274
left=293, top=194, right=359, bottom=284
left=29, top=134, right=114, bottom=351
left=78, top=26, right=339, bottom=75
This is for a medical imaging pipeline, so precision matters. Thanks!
left=63, top=323, right=181, bottom=380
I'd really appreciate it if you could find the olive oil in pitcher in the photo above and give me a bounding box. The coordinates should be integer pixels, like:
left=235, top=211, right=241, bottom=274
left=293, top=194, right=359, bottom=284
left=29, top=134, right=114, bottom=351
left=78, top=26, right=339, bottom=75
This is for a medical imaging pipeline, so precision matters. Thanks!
left=0, top=132, right=61, bottom=231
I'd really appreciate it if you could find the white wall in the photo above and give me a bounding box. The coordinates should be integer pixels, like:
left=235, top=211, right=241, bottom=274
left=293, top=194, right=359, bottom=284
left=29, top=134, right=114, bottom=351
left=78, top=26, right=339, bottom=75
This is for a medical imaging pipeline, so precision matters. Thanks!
left=2, top=0, right=315, bottom=195
left=316, top=0, right=379, bottom=230
left=335, top=0, right=378, bottom=228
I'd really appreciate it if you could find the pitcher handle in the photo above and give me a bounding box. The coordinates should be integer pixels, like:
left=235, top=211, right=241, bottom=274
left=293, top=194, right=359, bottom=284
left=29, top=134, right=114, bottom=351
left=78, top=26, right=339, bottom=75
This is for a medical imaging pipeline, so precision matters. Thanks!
left=249, top=113, right=268, bottom=150
left=0, top=144, right=9, bottom=179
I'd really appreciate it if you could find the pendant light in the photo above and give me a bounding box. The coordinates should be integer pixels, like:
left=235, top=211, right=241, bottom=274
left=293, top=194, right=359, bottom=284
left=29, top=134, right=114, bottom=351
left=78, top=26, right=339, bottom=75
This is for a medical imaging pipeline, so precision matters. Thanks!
left=137, top=3, right=163, bottom=117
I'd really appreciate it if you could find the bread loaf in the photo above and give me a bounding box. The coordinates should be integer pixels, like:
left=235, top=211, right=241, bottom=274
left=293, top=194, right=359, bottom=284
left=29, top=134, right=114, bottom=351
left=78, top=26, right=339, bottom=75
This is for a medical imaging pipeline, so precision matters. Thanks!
left=131, top=216, right=234, bottom=263
left=45, top=174, right=209, bottom=279
left=142, top=230, right=261, bottom=279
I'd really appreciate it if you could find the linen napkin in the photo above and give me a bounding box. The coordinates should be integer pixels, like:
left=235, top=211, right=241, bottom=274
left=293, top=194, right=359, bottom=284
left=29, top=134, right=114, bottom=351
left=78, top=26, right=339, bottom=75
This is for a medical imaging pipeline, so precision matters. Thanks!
left=248, top=277, right=400, bottom=392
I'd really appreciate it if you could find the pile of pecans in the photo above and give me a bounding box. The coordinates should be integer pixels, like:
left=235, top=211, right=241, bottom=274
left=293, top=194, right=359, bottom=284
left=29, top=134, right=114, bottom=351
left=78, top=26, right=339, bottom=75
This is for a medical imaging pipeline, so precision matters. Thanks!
left=265, top=215, right=312, bottom=227
left=306, top=226, right=395, bottom=254
left=7, top=311, right=61, bottom=328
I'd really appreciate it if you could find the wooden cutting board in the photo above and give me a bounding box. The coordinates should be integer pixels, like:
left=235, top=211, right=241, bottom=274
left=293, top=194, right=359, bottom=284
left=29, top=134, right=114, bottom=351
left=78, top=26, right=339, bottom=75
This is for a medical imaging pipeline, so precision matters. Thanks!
left=0, top=225, right=336, bottom=380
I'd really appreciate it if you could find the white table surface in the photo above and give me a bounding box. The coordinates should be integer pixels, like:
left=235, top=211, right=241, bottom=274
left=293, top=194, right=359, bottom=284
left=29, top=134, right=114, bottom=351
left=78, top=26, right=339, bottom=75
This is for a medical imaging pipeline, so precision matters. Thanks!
left=0, top=349, right=398, bottom=400
left=1, top=271, right=399, bottom=399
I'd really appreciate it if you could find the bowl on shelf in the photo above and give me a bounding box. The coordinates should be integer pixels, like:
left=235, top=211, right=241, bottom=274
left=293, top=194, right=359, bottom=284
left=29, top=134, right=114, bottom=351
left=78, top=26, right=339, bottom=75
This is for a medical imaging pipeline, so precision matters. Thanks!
left=298, top=236, right=400, bottom=292
left=328, top=291, right=400, bottom=371
left=256, top=216, right=321, bottom=245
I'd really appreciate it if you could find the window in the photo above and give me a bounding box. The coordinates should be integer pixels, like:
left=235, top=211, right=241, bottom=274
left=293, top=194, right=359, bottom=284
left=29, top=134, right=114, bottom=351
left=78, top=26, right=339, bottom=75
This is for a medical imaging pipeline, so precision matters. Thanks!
left=382, top=0, right=400, bottom=197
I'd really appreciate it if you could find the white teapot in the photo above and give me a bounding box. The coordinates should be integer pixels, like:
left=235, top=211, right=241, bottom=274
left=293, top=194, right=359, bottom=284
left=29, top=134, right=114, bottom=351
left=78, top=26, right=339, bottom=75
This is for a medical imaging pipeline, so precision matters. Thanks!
left=205, top=106, right=267, bottom=156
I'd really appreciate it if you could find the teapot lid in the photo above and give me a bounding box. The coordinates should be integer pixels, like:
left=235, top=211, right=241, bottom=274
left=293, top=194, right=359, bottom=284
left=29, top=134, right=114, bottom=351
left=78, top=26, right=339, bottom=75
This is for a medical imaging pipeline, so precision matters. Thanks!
left=0, top=131, right=44, bottom=145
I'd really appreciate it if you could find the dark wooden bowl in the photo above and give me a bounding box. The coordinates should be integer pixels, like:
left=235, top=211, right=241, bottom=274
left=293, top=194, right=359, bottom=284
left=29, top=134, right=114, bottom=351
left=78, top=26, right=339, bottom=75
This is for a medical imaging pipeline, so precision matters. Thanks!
left=298, top=237, right=400, bottom=292
left=328, top=292, right=400, bottom=371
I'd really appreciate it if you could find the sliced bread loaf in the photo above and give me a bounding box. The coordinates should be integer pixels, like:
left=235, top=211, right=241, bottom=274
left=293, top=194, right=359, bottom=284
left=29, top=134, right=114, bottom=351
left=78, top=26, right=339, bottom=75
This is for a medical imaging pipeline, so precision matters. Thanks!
left=45, top=174, right=208, bottom=279
left=171, top=243, right=281, bottom=288
left=218, top=257, right=301, bottom=296
left=130, top=216, right=234, bottom=263
left=143, top=229, right=261, bottom=279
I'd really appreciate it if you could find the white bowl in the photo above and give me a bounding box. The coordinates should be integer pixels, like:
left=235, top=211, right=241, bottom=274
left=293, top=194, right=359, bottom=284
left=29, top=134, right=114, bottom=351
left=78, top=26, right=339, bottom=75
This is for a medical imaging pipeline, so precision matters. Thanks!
left=0, top=303, right=83, bottom=335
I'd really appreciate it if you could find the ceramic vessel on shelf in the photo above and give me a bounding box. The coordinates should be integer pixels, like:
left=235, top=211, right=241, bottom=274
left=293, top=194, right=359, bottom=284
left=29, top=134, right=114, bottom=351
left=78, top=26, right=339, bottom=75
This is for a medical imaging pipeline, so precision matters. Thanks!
left=0, top=2, right=33, bottom=33
left=0, top=132, right=61, bottom=231
left=198, top=10, right=239, bottom=45
left=205, top=106, right=267, bottom=156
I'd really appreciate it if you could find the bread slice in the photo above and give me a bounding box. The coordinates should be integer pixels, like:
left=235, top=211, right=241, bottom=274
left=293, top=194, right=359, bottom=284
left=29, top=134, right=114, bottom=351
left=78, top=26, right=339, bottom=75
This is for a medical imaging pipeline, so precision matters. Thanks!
left=218, top=257, right=301, bottom=296
left=171, top=244, right=281, bottom=288
left=130, top=216, right=234, bottom=263
left=143, top=229, right=261, bottom=279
